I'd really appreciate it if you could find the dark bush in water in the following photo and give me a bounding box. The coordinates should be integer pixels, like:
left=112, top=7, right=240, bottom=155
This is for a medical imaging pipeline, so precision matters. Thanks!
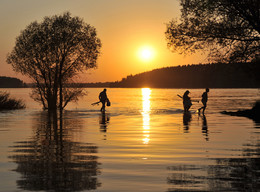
left=0, top=92, right=25, bottom=110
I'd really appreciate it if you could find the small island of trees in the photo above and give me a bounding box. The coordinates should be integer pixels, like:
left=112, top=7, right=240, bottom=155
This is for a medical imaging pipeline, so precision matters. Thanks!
left=0, top=76, right=26, bottom=88
left=0, top=77, right=27, bottom=110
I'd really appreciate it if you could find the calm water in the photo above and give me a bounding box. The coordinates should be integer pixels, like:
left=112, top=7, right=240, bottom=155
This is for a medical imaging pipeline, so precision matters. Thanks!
left=0, top=88, right=259, bottom=192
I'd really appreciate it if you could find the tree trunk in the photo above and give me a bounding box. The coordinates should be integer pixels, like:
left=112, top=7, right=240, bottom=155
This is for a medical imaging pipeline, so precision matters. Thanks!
left=59, top=61, right=63, bottom=114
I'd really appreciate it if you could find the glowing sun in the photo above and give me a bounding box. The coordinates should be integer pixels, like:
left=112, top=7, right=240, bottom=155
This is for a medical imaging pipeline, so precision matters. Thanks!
left=137, top=46, right=155, bottom=62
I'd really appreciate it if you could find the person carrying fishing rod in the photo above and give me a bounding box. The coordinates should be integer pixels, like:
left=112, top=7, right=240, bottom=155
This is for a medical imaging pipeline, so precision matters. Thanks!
left=182, top=90, right=192, bottom=113
left=177, top=90, right=199, bottom=113
left=91, top=89, right=111, bottom=111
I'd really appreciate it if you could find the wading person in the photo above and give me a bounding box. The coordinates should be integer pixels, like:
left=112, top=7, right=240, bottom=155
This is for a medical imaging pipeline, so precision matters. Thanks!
left=198, top=88, right=209, bottom=114
left=183, top=90, right=192, bottom=113
left=99, top=89, right=108, bottom=112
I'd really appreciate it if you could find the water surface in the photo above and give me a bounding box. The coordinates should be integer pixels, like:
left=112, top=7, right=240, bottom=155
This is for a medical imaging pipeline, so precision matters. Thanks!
left=0, top=88, right=259, bottom=191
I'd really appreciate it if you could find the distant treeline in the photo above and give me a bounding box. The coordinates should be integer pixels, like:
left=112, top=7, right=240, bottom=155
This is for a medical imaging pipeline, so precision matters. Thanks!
left=77, top=82, right=112, bottom=88
left=26, top=82, right=112, bottom=88
left=109, top=62, right=260, bottom=88
left=0, top=76, right=26, bottom=88
left=3, top=62, right=259, bottom=89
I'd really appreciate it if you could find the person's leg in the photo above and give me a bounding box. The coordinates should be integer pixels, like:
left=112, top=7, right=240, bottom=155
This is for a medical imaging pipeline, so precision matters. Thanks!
left=103, top=101, right=106, bottom=111
left=183, top=104, right=186, bottom=112
left=202, top=103, right=207, bottom=114
left=198, top=105, right=203, bottom=113
left=199, top=101, right=205, bottom=113
left=184, top=104, right=190, bottom=113
left=101, top=101, right=105, bottom=111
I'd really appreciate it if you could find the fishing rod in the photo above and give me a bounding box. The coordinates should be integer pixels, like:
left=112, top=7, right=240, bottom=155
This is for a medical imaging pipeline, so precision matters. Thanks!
left=91, top=101, right=100, bottom=106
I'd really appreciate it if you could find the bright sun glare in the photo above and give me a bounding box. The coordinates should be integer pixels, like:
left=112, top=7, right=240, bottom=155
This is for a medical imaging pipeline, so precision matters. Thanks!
left=138, top=46, right=155, bottom=62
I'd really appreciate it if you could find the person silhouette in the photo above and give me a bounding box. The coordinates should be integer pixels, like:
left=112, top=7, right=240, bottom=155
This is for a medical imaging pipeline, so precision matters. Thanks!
left=198, top=88, right=209, bottom=114
left=183, top=90, right=192, bottom=113
left=99, top=89, right=108, bottom=112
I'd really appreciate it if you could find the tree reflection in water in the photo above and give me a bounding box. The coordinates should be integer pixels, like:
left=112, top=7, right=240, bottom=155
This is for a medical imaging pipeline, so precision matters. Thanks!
left=9, top=111, right=101, bottom=192
left=167, top=124, right=260, bottom=191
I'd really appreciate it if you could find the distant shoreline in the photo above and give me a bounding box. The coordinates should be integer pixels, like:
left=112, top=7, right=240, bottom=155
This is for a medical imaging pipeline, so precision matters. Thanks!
left=1, top=62, right=259, bottom=89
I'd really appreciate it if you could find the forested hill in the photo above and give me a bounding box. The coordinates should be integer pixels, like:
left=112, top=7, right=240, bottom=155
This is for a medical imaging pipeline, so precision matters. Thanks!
left=0, top=76, right=26, bottom=88
left=110, top=62, right=260, bottom=88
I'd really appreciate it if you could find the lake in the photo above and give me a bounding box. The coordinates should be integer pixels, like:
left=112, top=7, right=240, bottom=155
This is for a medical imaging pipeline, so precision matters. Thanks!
left=0, top=88, right=259, bottom=192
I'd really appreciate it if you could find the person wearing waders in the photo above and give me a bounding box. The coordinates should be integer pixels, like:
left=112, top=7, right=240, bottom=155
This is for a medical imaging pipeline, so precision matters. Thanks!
left=198, top=88, right=209, bottom=114
left=99, top=89, right=108, bottom=112
left=183, top=90, right=192, bottom=113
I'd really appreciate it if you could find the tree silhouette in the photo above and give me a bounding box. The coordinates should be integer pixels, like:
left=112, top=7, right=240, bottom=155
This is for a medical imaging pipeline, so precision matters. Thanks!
left=165, top=0, right=260, bottom=63
left=7, top=12, right=102, bottom=111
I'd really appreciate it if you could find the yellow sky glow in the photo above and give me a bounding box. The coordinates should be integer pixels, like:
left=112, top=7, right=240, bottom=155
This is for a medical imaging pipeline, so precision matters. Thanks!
left=0, top=0, right=206, bottom=83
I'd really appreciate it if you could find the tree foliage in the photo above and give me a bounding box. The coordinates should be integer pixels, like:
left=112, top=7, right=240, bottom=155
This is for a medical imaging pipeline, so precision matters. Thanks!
left=7, top=12, right=101, bottom=110
left=165, top=0, right=260, bottom=62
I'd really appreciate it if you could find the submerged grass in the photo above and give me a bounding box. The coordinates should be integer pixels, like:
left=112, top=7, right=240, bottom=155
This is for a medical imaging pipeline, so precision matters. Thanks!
left=0, top=91, right=25, bottom=110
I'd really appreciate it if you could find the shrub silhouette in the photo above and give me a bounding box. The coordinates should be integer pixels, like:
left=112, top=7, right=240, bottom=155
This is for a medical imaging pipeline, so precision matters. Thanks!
left=0, top=92, right=25, bottom=110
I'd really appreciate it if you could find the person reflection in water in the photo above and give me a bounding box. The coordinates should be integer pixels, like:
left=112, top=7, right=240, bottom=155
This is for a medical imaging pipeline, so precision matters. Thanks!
left=198, top=88, right=209, bottom=114
left=201, top=114, right=209, bottom=141
left=183, top=90, right=192, bottom=113
left=183, top=112, right=192, bottom=133
left=99, top=89, right=108, bottom=112
left=99, top=112, right=110, bottom=134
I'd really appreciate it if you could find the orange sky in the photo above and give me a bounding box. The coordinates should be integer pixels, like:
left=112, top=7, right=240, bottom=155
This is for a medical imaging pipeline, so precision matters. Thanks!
left=0, top=0, right=207, bottom=83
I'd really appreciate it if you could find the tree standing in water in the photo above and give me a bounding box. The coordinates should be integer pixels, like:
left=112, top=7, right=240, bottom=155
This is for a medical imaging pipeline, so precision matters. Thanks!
left=7, top=12, right=102, bottom=111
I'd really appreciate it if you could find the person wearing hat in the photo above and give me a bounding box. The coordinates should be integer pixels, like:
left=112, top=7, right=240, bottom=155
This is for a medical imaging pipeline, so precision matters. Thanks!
left=183, top=90, right=192, bottom=113
left=99, top=88, right=108, bottom=112
left=198, top=88, right=209, bottom=114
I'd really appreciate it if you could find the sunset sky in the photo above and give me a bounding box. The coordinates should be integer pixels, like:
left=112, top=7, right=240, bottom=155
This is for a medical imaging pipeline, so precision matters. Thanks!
left=0, top=0, right=207, bottom=83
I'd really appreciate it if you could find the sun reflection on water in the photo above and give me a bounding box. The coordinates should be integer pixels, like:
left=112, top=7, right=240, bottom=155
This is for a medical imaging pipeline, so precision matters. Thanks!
left=141, top=88, right=151, bottom=144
